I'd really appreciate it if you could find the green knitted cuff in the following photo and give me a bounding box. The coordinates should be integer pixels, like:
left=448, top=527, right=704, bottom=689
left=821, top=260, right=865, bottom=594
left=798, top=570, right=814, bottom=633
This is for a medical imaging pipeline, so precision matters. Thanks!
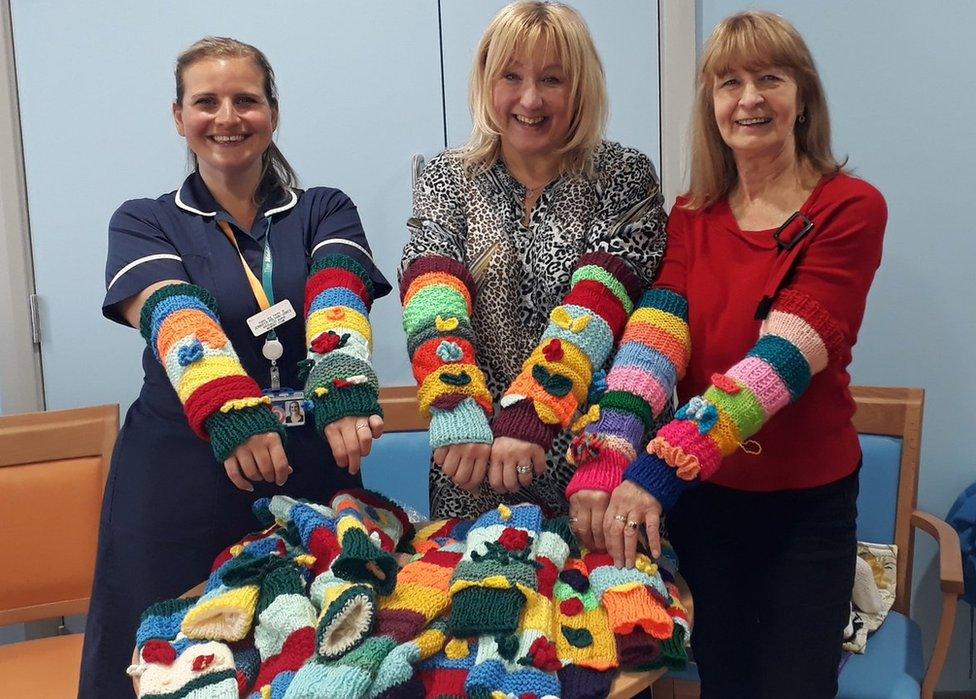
left=600, top=390, right=654, bottom=430
left=316, top=583, right=377, bottom=660
left=660, top=624, right=688, bottom=670
left=448, top=586, right=526, bottom=637
left=310, top=385, right=383, bottom=435
left=429, top=397, right=493, bottom=448
left=331, top=527, right=398, bottom=596
left=311, top=254, right=375, bottom=299
left=205, top=405, right=286, bottom=463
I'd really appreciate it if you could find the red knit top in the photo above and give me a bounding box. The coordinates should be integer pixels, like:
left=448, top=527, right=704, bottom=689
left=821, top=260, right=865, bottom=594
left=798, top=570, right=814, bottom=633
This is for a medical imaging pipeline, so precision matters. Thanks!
left=655, top=173, right=887, bottom=491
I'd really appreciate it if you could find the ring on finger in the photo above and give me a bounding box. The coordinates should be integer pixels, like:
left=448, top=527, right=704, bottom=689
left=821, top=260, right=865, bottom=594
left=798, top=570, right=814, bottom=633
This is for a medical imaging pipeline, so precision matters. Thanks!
left=626, top=520, right=640, bottom=530
left=515, top=464, right=533, bottom=474
left=568, top=516, right=579, bottom=523
left=355, top=423, right=369, bottom=431
left=613, top=514, right=627, bottom=523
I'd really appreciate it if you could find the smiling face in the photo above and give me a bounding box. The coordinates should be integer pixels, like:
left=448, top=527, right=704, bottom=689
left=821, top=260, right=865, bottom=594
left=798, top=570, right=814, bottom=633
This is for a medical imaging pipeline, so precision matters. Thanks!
left=173, top=56, right=277, bottom=182
left=491, top=42, right=573, bottom=165
left=712, top=65, right=802, bottom=162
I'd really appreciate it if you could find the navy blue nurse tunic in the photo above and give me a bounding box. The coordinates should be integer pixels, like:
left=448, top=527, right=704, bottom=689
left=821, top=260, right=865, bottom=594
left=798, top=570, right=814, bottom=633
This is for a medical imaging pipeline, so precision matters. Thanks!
left=79, top=173, right=391, bottom=698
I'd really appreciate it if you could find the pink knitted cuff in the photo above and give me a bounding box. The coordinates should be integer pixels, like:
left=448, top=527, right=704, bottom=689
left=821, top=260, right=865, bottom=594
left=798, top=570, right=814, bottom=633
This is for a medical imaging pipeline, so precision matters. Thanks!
left=492, top=399, right=559, bottom=451
left=566, top=457, right=628, bottom=498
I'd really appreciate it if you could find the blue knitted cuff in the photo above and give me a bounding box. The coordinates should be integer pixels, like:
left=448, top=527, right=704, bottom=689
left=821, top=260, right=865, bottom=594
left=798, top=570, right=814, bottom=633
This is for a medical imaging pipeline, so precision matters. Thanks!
left=429, top=397, right=493, bottom=448
left=624, top=453, right=695, bottom=512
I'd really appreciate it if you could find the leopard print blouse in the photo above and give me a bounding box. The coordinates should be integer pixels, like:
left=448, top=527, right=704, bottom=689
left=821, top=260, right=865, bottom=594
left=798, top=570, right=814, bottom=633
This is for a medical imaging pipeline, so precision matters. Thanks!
left=401, top=140, right=668, bottom=518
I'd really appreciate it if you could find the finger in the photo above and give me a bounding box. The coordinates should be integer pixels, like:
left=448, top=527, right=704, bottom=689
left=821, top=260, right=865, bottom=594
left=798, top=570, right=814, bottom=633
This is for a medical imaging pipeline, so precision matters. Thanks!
left=368, top=414, right=384, bottom=439
left=269, top=439, right=290, bottom=486
left=327, top=425, right=348, bottom=469
left=341, top=424, right=362, bottom=476
left=516, top=460, right=534, bottom=489
left=604, top=509, right=625, bottom=568
left=531, top=448, right=546, bottom=476
left=442, top=447, right=461, bottom=481
left=470, top=456, right=489, bottom=494
left=433, top=447, right=447, bottom=467
left=355, top=420, right=373, bottom=458
left=624, top=512, right=640, bottom=569
left=453, top=455, right=474, bottom=491
left=502, top=460, right=520, bottom=493
left=236, top=447, right=261, bottom=483
left=645, top=510, right=662, bottom=559
left=488, top=450, right=506, bottom=492
left=575, top=507, right=593, bottom=551
left=591, top=503, right=607, bottom=552
left=253, top=444, right=276, bottom=483
left=223, top=457, right=253, bottom=492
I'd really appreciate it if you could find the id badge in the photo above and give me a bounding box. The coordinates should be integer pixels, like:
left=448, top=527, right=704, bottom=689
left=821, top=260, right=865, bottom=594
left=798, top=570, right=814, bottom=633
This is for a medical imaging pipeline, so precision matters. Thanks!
left=265, top=388, right=306, bottom=427
left=247, top=299, right=297, bottom=337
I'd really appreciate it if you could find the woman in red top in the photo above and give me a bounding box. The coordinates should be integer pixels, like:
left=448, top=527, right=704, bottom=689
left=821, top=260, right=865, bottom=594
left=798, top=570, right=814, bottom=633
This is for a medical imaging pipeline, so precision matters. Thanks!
left=570, top=11, right=887, bottom=697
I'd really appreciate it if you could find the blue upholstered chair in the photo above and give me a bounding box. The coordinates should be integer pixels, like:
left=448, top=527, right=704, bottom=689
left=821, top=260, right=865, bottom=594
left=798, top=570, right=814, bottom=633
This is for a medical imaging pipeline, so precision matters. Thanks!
left=652, top=386, right=964, bottom=699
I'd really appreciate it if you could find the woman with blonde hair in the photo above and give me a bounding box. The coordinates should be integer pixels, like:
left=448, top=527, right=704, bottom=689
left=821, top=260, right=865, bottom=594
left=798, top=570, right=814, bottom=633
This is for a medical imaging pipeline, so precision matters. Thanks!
left=400, top=0, right=667, bottom=520
left=79, top=37, right=389, bottom=696
left=580, top=11, right=886, bottom=695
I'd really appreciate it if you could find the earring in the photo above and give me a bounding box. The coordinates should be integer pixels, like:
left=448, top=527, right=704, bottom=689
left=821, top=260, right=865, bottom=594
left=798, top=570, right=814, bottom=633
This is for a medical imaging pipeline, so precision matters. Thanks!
left=798, top=113, right=807, bottom=124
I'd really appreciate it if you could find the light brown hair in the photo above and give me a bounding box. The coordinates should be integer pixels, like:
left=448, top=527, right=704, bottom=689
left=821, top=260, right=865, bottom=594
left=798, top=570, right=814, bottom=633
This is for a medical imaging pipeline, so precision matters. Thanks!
left=684, top=11, right=844, bottom=209
left=175, top=37, right=297, bottom=201
left=461, top=1, right=607, bottom=178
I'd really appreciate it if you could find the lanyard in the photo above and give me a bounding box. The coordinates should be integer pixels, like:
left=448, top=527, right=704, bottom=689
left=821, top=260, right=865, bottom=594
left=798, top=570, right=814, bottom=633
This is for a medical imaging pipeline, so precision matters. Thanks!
left=217, top=218, right=283, bottom=389
left=216, top=219, right=274, bottom=310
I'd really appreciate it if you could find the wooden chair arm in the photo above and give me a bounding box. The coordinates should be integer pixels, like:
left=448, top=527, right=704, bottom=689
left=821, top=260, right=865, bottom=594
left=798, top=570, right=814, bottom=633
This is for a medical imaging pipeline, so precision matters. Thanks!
left=911, top=509, right=963, bottom=699
left=910, top=510, right=964, bottom=595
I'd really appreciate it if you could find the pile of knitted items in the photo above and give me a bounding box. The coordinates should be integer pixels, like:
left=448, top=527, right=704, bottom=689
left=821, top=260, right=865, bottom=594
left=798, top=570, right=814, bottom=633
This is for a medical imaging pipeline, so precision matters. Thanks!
left=302, top=255, right=383, bottom=432
left=493, top=252, right=643, bottom=452
left=400, top=255, right=494, bottom=449
left=139, top=283, right=285, bottom=462
left=133, top=497, right=688, bottom=699
left=624, top=287, right=846, bottom=509
left=566, top=288, right=690, bottom=497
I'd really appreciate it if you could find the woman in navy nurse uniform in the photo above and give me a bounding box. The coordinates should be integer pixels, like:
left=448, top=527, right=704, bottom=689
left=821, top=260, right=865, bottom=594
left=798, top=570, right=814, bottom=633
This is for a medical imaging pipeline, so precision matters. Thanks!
left=79, top=37, right=391, bottom=698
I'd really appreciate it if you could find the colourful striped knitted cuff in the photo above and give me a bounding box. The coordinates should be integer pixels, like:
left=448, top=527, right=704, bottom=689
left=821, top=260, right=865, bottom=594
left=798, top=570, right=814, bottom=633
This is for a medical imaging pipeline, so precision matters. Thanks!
left=139, top=283, right=217, bottom=344
left=600, top=390, right=654, bottom=430
left=305, top=268, right=372, bottom=318
left=406, top=316, right=476, bottom=358
left=311, top=255, right=375, bottom=298
left=575, top=251, right=643, bottom=305
left=540, top=304, right=614, bottom=364
left=492, top=399, right=561, bottom=451
left=624, top=452, right=694, bottom=512
left=429, top=397, right=493, bottom=449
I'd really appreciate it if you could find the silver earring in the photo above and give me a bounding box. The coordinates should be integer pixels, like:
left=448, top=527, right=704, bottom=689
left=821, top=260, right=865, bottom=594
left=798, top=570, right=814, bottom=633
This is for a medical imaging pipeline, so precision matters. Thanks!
left=798, top=113, right=807, bottom=124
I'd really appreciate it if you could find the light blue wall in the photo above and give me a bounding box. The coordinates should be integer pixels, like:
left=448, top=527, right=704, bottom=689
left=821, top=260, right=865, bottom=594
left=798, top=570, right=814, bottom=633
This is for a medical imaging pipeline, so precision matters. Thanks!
left=700, top=1, right=976, bottom=690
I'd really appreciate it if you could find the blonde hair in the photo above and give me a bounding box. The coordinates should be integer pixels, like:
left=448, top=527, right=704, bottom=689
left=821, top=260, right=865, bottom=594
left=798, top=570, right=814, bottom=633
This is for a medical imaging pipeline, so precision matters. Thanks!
left=684, top=11, right=844, bottom=209
left=175, top=37, right=297, bottom=201
left=461, top=1, right=607, bottom=178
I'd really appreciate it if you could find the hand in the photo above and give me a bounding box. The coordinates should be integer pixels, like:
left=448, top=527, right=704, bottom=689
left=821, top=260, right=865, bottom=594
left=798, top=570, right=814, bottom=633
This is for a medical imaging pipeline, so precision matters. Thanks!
left=604, top=480, right=664, bottom=568
left=223, top=431, right=291, bottom=492
left=488, top=436, right=546, bottom=493
left=325, top=415, right=384, bottom=476
left=568, top=489, right=611, bottom=552
left=433, top=443, right=491, bottom=494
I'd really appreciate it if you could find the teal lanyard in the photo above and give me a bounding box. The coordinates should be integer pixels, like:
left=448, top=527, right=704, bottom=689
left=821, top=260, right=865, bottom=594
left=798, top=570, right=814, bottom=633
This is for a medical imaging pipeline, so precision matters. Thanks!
left=261, top=216, right=276, bottom=340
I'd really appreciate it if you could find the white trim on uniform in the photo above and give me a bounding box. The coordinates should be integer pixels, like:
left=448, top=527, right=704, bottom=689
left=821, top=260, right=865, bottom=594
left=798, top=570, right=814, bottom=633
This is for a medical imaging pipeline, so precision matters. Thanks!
left=311, top=238, right=375, bottom=262
left=174, top=183, right=216, bottom=217
left=264, top=188, right=298, bottom=217
left=107, top=254, right=184, bottom=291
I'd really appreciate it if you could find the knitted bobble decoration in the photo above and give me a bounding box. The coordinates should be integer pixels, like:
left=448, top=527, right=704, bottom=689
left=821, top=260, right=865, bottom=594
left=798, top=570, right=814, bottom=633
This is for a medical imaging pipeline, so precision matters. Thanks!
left=135, top=641, right=238, bottom=699
left=625, top=288, right=846, bottom=510
left=400, top=255, right=493, bottom=449
left=448, top=503, right=544, bottom=637
left=139, top=283, right=284, bottom=462
left=493, top=252, right=641, bottom=451
left=566, top=288, right=690, bottom=498
left=303, top=255, right=383, bottom=433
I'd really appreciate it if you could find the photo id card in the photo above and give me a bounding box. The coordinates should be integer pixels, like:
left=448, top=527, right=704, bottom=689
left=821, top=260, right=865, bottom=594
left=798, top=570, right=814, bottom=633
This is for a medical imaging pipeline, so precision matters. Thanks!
left=265, top=388, right=306, bottom=427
